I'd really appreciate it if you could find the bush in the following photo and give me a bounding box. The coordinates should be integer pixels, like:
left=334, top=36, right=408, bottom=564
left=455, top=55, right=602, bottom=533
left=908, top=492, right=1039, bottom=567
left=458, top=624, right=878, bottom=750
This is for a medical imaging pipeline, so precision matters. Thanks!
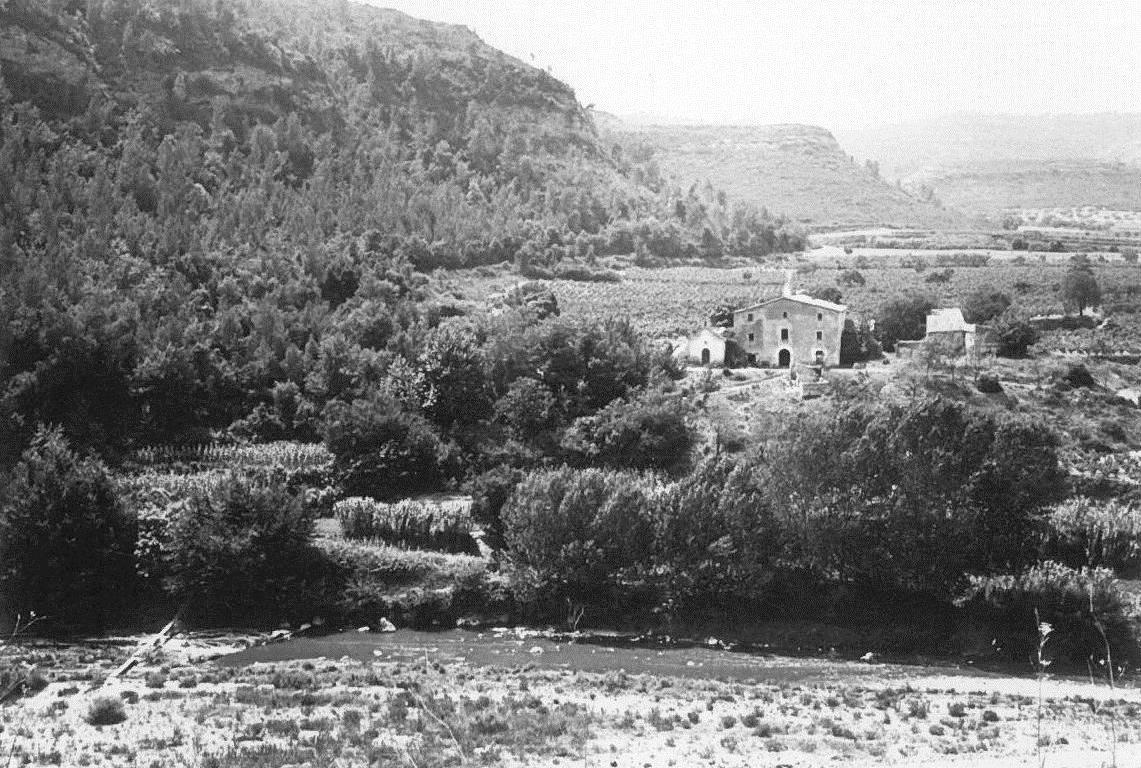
left=1042, top=498, right=1141, bottom=575
left=163, top=474, right=333, bottom=625
left=322, top=392, right=449, bottom=499
left=85, top=694, right=128, bottom=725
left=652, top=458, right=776, bottom=614
left=560, top=388, right=692, bottom=472
left=976, top=373, right=1003, bottom=393
left=876, top=294, right=934, bottom=351
left=333, top=497, right=477, bottom=553
left=316, top=538, right=492, bottom=626
left=992, top=313, right=1039, bottom=358
left=467, top=465, right=523, bottom=544
left=0, top=427, right=136, bottom=630
left=958, top=561, right=1137, bottom=666
left=502, top=467, right=658, bottom=614
left=963, top=290, right=1012, bottom=324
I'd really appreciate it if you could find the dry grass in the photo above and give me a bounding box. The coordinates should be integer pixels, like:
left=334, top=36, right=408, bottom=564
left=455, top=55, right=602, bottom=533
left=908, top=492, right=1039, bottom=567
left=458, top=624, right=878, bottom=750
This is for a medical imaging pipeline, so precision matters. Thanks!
left=4, top=636, right=1141, bottom=766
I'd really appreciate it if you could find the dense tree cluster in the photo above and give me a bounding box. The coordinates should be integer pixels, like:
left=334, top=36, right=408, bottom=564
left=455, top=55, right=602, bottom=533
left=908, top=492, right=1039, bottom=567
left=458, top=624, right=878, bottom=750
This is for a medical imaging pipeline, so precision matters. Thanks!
left=502, top=397, right=1068, bottom=620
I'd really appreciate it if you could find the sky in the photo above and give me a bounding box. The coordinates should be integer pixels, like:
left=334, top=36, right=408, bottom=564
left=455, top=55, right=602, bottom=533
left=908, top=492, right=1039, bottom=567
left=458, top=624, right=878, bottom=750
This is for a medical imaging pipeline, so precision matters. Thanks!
left=370, top=0, right=1141, bottom=129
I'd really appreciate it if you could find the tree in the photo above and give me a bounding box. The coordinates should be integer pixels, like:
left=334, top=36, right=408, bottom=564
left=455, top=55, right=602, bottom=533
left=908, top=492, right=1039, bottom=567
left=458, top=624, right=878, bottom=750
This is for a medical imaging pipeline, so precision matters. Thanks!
left=875, top=294, right=934, bottom=352
left=992, top=313, right=1039, bottom=358
left=839, top=269, right=865, bottom=287
left=322, top=392, right=449, bottom=499
left=963, top=290, right=1012, bottom=324
left=561, top=388, right=692, bottom=472
left=501, top=467, right=656, bottom=613
left=1061, top=267, right=1101, bottom=316
left=163, top=474, right=328, bottom=625
left=0, top=427, right=135, bottom=630
left=805, top=284, right=843, bottom=305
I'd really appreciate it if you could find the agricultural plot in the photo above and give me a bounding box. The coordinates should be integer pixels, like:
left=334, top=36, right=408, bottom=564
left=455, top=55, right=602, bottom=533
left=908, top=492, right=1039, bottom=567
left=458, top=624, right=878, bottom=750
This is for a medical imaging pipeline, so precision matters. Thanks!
left=447, top=262, right=1141, bottom=339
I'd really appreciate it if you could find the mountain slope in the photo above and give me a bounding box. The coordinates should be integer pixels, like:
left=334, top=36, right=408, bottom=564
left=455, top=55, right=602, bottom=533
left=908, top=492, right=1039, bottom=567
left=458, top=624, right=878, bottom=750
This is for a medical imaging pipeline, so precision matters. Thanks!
left=837, top=114, right=1141, bottom=214
left=605, top=121, right=966, bottom=230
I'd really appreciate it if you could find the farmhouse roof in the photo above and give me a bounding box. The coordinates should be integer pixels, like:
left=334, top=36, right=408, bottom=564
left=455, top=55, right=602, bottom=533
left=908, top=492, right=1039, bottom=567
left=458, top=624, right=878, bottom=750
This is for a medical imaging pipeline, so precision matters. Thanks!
left=735, top=293, right=847, bottom=314
left=926, top=308, right=976, bottom=334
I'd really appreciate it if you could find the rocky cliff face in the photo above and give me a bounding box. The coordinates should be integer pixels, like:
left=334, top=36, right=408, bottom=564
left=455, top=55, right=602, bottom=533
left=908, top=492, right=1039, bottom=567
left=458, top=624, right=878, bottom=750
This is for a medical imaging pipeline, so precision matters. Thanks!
left=0, top=0, right=594, bottom=144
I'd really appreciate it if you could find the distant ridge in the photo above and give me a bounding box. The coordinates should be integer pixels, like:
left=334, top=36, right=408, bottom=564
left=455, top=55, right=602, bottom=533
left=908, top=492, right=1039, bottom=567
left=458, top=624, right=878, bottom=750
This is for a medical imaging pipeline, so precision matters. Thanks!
left=605, top=120, right=966, bottom=230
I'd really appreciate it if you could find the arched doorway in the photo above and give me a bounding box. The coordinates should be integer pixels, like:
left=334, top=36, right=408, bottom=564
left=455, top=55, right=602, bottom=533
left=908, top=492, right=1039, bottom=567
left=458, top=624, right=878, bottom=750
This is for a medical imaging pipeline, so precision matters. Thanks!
left=701, top=348, right=711, bottom=365
left=778, top=349, right=791, bottom=368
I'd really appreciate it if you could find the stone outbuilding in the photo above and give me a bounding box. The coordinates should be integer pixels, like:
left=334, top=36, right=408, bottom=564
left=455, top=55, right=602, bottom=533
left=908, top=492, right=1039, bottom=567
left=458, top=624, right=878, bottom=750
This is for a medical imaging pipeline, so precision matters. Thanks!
left=924, top=308, right=977, bottom=355
left=679, top=327, right=729, bottom=366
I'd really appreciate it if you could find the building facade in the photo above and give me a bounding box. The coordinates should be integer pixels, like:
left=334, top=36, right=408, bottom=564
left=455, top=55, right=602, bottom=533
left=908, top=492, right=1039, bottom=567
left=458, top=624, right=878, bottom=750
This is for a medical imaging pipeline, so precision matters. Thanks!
left=680, top=327, right=729, bottom=366
left=731, top=294, right=847, bottom=367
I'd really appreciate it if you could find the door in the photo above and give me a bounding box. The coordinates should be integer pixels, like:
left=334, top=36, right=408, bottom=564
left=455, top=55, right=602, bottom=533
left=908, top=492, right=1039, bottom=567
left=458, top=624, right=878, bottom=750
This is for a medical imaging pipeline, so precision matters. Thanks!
left=701, top=348, right=711, bottom=365
left=778, top=349, right=791, bottom=368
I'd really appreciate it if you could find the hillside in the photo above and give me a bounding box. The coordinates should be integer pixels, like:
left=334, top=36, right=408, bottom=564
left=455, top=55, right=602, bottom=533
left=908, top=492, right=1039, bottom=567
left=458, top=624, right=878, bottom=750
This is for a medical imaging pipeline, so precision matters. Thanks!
left=0, top=0, right=593, bottom=140
left=837, top=114, right=1141, bottom=215
left=603, top=120, right=967, bottom=230
left=0, top=0, right=807, bottom=463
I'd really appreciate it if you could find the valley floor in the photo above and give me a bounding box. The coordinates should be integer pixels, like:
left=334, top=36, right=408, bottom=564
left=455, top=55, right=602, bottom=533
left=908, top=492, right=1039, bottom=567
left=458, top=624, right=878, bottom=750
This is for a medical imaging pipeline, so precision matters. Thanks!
left=3, top=631, right=1137, bottom=767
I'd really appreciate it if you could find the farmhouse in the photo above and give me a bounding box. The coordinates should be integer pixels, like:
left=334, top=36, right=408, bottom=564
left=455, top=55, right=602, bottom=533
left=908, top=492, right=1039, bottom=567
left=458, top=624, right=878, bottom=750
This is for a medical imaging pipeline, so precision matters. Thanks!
left=732, top=293, right=847, bottom=368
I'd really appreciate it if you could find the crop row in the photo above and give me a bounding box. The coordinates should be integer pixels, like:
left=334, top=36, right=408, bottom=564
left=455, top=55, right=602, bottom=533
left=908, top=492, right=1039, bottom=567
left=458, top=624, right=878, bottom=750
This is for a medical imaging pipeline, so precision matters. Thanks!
left=334, top=497, right=477, bottom=554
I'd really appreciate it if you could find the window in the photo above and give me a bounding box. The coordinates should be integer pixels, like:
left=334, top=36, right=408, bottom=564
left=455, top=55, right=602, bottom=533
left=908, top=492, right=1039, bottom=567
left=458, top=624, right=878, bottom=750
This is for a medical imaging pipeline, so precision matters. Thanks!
left=817, top=313, right=823, bottom=321
left=781, top=328, right=789, bottom=341
left=782, top=311, right=788, bottom=319
left=747, top=313, right=754, bottom=322
left=747, top=333, right=755, bottom=342
left=816, top=331, right=823, bottom=341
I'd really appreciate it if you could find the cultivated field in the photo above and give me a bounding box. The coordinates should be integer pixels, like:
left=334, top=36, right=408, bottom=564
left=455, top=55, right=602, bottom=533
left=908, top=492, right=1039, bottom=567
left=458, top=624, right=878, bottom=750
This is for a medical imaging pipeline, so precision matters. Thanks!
left=443, top=260, right=1141, bottom=340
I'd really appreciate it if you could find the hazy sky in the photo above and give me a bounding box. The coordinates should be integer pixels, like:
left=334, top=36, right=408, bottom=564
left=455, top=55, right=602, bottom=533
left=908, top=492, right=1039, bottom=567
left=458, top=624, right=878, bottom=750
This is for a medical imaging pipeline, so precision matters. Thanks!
left=372, top=0, right=1141, bottom=129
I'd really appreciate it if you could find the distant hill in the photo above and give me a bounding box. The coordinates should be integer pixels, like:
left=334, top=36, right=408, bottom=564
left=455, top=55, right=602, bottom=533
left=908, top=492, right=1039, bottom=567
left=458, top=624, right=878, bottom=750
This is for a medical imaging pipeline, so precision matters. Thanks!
left=836, top=114, right=1141, bottom=214
left=603, top=120, right=967, bottom=230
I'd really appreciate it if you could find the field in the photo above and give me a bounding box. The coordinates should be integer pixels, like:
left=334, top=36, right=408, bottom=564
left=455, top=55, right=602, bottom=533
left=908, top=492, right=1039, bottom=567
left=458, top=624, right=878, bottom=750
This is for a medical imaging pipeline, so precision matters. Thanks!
left=442, top=260, right=1141, bottom=341
left=4, top=632, right=1141, bottom=767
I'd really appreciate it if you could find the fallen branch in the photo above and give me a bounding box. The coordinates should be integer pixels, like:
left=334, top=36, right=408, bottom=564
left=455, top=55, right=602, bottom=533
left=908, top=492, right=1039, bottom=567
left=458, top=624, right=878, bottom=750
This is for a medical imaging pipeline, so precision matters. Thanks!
left=103, top=604, right=186, bottom=686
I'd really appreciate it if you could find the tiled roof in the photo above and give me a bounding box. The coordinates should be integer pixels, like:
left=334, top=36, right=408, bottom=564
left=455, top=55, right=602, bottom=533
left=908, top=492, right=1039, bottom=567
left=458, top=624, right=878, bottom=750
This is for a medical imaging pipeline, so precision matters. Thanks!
left=735, top=293, right=847, bottom=314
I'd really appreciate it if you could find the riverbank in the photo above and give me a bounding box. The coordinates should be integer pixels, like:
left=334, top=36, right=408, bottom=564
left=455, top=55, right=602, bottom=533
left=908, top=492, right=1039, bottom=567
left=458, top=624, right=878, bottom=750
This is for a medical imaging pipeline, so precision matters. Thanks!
left=2, top=629, right=1138, bottom=767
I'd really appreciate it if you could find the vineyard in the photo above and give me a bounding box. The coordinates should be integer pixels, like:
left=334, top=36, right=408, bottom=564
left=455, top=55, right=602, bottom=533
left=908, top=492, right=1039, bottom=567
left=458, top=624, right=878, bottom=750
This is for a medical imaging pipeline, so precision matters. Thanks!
left=447, top=262, right=1141, bottom=339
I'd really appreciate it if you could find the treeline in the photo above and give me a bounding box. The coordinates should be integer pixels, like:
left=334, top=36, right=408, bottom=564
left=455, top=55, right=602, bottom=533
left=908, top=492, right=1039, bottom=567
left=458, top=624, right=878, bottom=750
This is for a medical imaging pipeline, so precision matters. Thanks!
left=495, top=397, right=1136, bottom=663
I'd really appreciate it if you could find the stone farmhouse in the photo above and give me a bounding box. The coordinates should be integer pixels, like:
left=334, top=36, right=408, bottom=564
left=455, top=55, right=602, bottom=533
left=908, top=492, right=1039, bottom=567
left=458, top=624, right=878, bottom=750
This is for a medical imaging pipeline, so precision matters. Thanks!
left=679, top=290, right=848, bottom=368
left=732, top=293, right=847, bottom=367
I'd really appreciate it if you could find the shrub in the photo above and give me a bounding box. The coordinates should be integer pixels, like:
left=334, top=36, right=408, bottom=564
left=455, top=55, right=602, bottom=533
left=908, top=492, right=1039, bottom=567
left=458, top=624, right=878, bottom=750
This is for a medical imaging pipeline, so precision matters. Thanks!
left=963, top=290, right=1012, bottom=324
left=467, top=465, right=523, bottom=544
left=875, top=294, right=934, bottom=351
left=652, top=457, right=776, bottom=614
left=502, top=467, right=658, bottom=613
left=560, top=388, right=692, bottom=472
left=976, top=373, right=1003, bottom=393
left=958, top=561, right=1137, bottom=666
left=333, top=497, right=477, bottom=554
left=0, top=427, right=136, bottom=630
left=1042, top=498, right=1141, bottom=575
left=163, top=474, right=332, bottom=625
left=322, top=392, right=449, bottom=499
left=85, top=695, right=127, bottom=725
left=992, top=314, right=1039, bottom=358
left=316, top=538, right=491, bottom=626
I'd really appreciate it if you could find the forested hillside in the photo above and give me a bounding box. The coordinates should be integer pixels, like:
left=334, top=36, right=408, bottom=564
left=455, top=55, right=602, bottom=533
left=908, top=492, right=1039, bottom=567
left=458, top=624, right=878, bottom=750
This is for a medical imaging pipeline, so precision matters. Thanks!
left=0, top=0, right=804, bottom=464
